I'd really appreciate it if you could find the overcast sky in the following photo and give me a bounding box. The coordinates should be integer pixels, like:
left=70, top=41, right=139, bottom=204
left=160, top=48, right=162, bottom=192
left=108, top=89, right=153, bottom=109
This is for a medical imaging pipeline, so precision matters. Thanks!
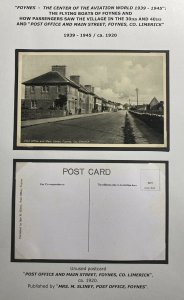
left=21, top=52, right=166, bottom=104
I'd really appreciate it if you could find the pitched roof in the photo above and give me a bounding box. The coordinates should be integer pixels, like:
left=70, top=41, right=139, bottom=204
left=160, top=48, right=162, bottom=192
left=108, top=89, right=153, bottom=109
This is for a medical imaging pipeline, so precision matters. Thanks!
left=75, top=83, right=89, bottom=94
left=85, top=89, right=95, bottom=96
left=70, top=81, right=94, bottom=95
left=23, top=71, right=80, bottom=88
left=150, top=97, right=159, bottom=105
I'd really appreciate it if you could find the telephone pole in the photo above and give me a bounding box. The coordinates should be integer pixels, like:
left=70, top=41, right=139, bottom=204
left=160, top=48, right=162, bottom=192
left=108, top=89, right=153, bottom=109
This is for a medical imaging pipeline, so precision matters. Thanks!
left=135, top=88, right=139, bottom=107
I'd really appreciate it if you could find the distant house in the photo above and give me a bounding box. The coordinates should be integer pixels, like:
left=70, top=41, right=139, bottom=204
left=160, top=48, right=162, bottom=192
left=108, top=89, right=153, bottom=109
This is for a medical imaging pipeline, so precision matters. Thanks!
left=84, top=85, right=95, bottom=114
left=69, top=76, right=95, bottom=114
left=101, top=98, right=108, bottom=112
left=94, top=94, right=103, bottom=112
left=116, top=103, right=123, bottom=110
left=149, top=97, right=159, bottom=109
left=106, top=100, right=116, bottom=112
left=148, top=97, right=164, bottom=113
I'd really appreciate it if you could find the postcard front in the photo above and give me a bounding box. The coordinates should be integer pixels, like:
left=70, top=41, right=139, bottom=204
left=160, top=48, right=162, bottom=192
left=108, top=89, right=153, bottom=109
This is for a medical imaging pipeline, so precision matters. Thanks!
left=14, top=50, right=169, bottom=150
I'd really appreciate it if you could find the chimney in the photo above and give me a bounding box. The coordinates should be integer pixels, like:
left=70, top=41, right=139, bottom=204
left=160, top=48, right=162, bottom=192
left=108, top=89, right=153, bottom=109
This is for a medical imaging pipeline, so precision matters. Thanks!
left=70, top=75, right=80, bottom=85
left=91, top=86, right=95, bottom=93
left=52, top=65, right=66, bottom=77
left=84, top=85, right=92, bottom=92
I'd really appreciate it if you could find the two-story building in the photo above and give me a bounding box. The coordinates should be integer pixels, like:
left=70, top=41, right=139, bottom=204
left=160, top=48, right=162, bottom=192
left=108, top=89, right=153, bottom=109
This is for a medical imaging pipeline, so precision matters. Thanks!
left=22, top=65, right=115, bottom=116
left=22, top=65, right=80, bottom=115
left=69, top=76, right=95, bottom=114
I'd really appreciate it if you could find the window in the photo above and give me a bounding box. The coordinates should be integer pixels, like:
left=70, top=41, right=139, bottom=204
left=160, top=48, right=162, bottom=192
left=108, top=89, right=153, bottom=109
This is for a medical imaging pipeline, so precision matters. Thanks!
left=57, top=86, right=62, bottom=93
left=31, top=100, right=37, bottom=109
left=68, top=86, right=73, bottom=93
left=30, top=86, right=35, bottom=93
left=42, top=85, right=49, bottom=93
left=69, top=86, right=78, bottom=95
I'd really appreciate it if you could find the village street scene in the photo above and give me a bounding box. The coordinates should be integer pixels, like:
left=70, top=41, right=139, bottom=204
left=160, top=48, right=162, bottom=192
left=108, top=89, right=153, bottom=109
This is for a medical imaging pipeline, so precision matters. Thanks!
left=18, top=52, right=167, bottom=146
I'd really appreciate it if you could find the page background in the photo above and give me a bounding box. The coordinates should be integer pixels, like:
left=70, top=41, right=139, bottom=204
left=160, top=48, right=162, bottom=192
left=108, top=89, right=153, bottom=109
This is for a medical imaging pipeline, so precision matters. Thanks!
left=0, top=0, right=184, bottom=299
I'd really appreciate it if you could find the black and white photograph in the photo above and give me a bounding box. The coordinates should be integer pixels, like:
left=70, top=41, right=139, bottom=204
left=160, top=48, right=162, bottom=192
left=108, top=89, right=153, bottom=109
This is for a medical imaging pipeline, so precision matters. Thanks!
left=14, top=50, right=169, bottom=150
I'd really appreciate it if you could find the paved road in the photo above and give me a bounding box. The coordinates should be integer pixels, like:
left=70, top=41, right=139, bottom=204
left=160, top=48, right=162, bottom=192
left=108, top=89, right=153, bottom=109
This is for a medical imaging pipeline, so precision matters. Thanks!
left=21, top=111, right=126, bottom=144
left=21, top=110, right=163, bottom=145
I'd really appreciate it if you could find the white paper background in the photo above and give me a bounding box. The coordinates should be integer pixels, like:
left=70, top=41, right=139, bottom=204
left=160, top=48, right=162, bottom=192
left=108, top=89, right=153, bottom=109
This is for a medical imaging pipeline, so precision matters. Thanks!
left=0, top=0, right=184, bottom=299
